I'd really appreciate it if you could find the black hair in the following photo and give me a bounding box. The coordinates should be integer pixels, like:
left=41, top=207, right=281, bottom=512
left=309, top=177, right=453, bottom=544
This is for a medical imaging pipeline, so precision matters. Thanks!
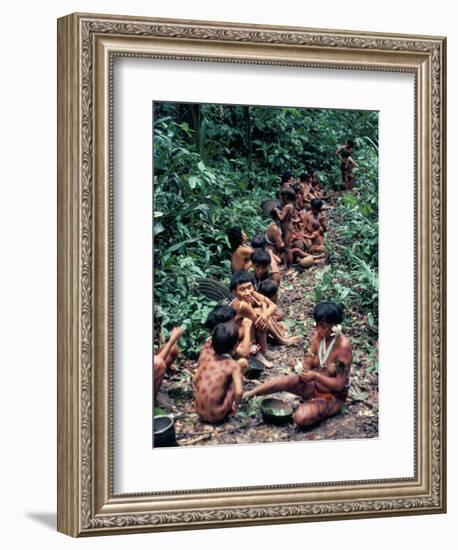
left=251, top=233, right=267, bottom=249
left=212, top=323, right=239, bottom=355
left=341, top=150, right=352, bottom=159
left=281, top=172, right=293, bottom=184
left=258, top=279, right=278, bottom=299
left=311, top=198, right=323, bottom=210
left=292, top=183, right=300, bottom=193
left=346, top=138, right=355, bottom=147
left=299, top=173, right=308, bottom=182
left=251, top=248, right=270, bottom=267
left=229, top=270, right=256, bottom=292
left=228, top=226, right=244, bottom=252
left=205, top=305, right=236, bottom=331
left=313, top=302, right=344, bottom=325
left=280, top=187, right=296, bottom=202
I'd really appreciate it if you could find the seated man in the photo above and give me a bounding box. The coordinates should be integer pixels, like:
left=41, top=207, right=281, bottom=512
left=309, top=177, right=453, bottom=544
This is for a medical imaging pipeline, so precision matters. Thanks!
left=153, top=326, right=184, bottom=399
left=244, top=302, right=352, bottom=428
left=228, top=226, right=253, bottom=273
left=194, top=323, right=244, bottom=424
left=229, top=270, right=277, bottom=367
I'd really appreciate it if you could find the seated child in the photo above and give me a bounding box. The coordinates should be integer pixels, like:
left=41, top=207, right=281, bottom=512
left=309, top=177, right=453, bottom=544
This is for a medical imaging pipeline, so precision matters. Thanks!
left=251, top=248, right=281, bottom=288
left=274, top=187, right=296, bottom=273
left=153, top=326, right=184, bottom=399
left=229, top=270, right=277, bottom=367
left=311, top=168, right=326, bottom=195
left=298, top=173, right=314, bottom=205
left=266, top=207, right=285, bottom=258
left=194, top=323, right=244, bottom=423
left=280, top=171, right=296, bottom=188
left=266, top=204, right=314, bottom=267
left=251, top=233, right=282, bottom=277
left=244, top=302, right=352, bottom=428
left=199, top=304, right=252, bottom=374
left=292, top=183, right=304, bottom=211
left=304, top=198, right=327, bottom=254
left=228, top=226, right=253, bottom=273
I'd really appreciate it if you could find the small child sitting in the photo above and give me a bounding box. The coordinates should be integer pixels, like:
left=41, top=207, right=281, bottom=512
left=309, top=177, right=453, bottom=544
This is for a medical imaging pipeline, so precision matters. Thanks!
left=194, top=323, right=244, bottom=423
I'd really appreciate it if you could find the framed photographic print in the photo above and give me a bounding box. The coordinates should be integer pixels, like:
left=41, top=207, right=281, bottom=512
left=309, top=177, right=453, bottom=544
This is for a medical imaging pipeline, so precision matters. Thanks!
left=57, top=13, right=446, bottom=536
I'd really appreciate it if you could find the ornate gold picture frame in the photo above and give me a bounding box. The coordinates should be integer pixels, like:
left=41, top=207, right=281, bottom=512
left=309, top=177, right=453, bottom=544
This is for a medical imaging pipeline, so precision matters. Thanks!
left=57, top=13, right=446, bottom=536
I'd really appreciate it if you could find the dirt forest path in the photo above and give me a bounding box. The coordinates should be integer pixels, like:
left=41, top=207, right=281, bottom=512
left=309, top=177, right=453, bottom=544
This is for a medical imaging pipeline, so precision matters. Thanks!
left=160, top=196, right=379, bottom=447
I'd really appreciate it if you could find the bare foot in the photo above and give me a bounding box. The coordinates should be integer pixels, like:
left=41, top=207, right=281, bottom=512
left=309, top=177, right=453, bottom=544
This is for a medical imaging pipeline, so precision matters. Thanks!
left=284, top=336, right=301, bottom=346
left=255, top=352, right=273, bottom=368
left=264, top=349, right=277, bottom=360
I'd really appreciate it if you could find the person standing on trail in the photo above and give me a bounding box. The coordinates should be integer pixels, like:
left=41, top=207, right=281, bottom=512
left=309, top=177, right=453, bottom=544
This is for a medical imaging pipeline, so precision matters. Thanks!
left=336, top=138, right=355, bottom=188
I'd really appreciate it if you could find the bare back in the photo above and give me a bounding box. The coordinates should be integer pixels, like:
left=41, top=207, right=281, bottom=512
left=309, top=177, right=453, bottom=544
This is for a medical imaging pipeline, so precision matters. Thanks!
left=231, top=245, right=254, bottom=273
left=194, top=353, right=240, bottom=423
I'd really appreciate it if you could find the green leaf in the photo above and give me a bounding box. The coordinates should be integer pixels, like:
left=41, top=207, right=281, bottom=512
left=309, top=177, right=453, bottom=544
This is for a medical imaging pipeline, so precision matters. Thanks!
left=188, top=176, right=199, bottom=189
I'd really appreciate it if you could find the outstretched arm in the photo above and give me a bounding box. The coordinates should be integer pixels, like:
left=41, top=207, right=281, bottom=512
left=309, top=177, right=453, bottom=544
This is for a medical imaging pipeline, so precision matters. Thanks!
left=156, top=326, right=184, bottom=362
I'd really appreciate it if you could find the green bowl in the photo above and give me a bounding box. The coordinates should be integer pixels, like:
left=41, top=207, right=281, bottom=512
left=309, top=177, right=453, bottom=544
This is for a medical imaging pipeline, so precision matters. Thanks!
left=260, top=398, right=293, bottom=425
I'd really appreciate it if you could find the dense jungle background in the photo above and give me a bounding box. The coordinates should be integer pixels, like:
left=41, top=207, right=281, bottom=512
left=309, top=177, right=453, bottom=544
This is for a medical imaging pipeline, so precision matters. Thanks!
left=153, top=102, right=379, bottom=445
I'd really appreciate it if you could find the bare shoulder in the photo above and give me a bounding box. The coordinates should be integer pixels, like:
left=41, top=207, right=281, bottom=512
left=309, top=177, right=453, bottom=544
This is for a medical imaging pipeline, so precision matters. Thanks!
left=336, top=335, right=353, bottom=364
left=242, top=246, right=254, bottom=257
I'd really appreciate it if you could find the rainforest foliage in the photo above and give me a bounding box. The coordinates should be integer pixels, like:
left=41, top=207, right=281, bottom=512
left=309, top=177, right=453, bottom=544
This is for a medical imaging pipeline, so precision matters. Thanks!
left=153, top=102, right=378, bottom=357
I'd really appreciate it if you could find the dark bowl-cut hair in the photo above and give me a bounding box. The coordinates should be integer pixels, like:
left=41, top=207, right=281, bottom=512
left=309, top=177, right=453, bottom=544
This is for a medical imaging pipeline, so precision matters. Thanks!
left=251, top=233, right=267, bottom=249
left=281, top=171, right=293, bottom=184
left=251, top=248, right=271, bottom=267
left=258, top=279, right=278, bottom=299
left=313, top=302, right=344, bottom=325
left=228, top=226, right=244, bottom=252
left=229, top=270, right=256, bottom=292
left=205, top=305, right=236, bottom=331
left=299, top=173, right=308, bottom=182
left=346, top=138, right=355, bottom=147
left=280, top=187, right=296, bottom=202
left=212, top=323, right=239, bottom=355
left=311, top=198, right=323, bottom=210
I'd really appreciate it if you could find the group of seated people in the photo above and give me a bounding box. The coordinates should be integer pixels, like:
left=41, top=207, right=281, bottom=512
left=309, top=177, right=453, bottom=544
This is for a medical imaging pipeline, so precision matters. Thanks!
left=156, top=295, right=352, bottom=429
left=154, top=170, right=353, bottom=431
left=231, top=170, right=329, bottom=278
